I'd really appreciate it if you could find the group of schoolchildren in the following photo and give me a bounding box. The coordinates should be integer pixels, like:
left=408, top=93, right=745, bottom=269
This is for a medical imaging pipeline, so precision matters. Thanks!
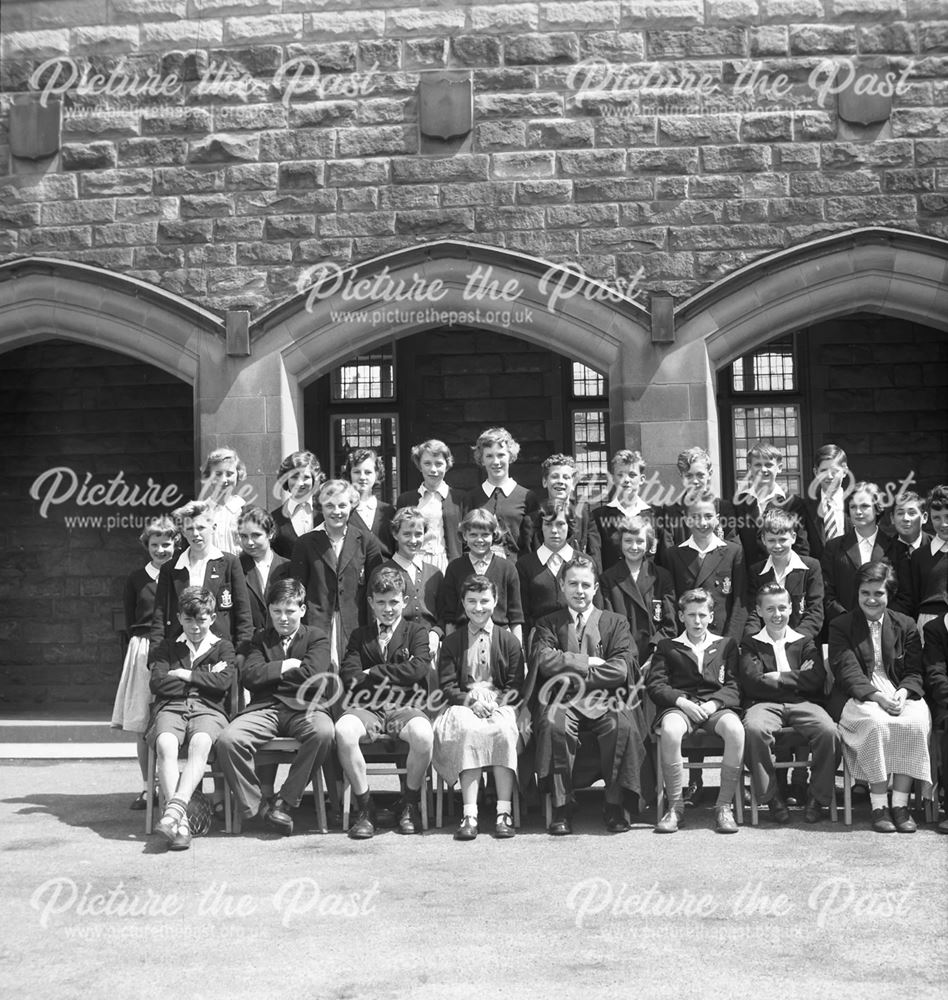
left=110, top=432, right=948, bottom=850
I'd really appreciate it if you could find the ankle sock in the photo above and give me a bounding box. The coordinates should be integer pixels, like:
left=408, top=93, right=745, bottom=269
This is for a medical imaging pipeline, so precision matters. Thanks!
left=496, top=799, right=512, bottom=817
left=462, top=804, right=478, bottom=820
left=162, top=796, right=187, bottom=825
left=891, top=790, right=909, bottom=808
left=870, top=792, right=888, bottom=811
left=662, top=757, right=684, bottom=813
left=717, top=764, right=742, bottom=808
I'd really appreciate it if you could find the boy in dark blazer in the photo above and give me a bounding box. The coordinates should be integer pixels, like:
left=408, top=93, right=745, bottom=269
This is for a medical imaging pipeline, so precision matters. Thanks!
left=216, top=578, right=336, bottom=836
left=739, top=583, right=838, bottom=824
left=720, top=442, right=811, bottom=566
left=922, top=615, right=948, bottom=833
left=801, top=444, right=852, bottom=562
left=335, top=567, right=434, bottom=840
left=895, top=486, right=948, bottom=623
left=744, top=509, right=824, bottom=640
left=237, top=506, right=291, bottom=632
left=289, top=480, right=385, bottom=664
left=646, top=589, right=744, bottom=834
left=663, top=489, right=747, bottom=641
left=148, top=586, right=236, bottom=851
left=657, top=446, right=714, bottom=551
left=531, top=554, right=645, bottom=836
left=599, top=514, right=676, bottom=668
left=821, top=481, right=898, bottom=623
left=150, top=500, right=253, bottom=651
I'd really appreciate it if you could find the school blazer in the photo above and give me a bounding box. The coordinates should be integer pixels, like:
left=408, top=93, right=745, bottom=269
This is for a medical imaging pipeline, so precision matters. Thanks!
left=599, top=560, right=677, bottom=664
left=149, top=636, right=236, bottom=714
left=348, top=502, right=396, bottom=558
left=270, top=505, right=311, bottom=560
left=820, top=529, right=898, bottom=622
left=339, top=619, right=432, bottom=706
left=588, top=503, right=663, bottom=573
left=720, top=494, right=812, bottom=566
left=802, top=496, right=853, bottom=562
left=922, top=615, right=948, bottom=726
left=240, top=624, right=335, bottom=712
left=530, top=608, right=637, bottom=717
left=656, top=501, right=690, bottom=549
left=738, top=634, right=827, bottom=707
left=150, top=553, right=254, bottom=649
left=466, top=483, right=538, bottom=559
left=664, top=540, right=747, bottom=640
left=289, top=526, right=384, bottom=640
left=647, top=635, right=740, bottom=712
left=436, top=555, right=524, bottom=630
left=238, top=553, right=291, bottom=632
left=743, top=556, right=825, bottom=639
left=381, top=558, right=444, bottom=636
left=894, top=542, right=948, bottom=618
left=827, top=609, right=924, bottom=720
left=437, top=626, right=525, bottom=707
left=516, top=551, right=570, bottom=632
left=395, top=487, right=467, bottom=563
left=124, top=565, right=159, bottom=639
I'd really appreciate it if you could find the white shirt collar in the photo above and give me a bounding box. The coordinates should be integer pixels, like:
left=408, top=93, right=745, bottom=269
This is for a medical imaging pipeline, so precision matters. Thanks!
left=680, top=534, right=727, bottom=553
left=393, top=552, right=424, bottom=573
left=145, top=562, right=162, bottom=581
left=856, top=529, right=878, bottom=549
left=176, top=630, right=217, bottom=661
left=286, top=498, right=313, bottom=516
left=570, top=606, right=593, bottom=625
left=674, top=630, right=720, bottom=653
left=762, top=550, right=808, bottom=576
left=174, top=545, right=223, bottom=570
left=469, top=552, right=492, bottom=569
left=931, top=537, right=948, bottom=555
left=467, top=618, right=494, bottom=638
left=753, top=627, right=805, bottom=647
left=419, top=482, right=449, bottom=499
left=356, top=495, right=378, bottom=512
left=537, top=543, right=573, bottom=567
left=819, top=489, right=845, bottom=513
left=607, top=495, right=649, bottom=515
left=481, top=478, right=516, bottom=498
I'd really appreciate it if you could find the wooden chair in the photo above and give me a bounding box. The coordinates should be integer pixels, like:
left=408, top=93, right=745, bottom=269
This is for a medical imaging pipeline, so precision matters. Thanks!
left=230, top=738, right=337, bottom=834
left=746, top=727, right=839, bottom=825
left=341, top=739, right=433, bottom=831
left=655, top=730, right=744, bottom=824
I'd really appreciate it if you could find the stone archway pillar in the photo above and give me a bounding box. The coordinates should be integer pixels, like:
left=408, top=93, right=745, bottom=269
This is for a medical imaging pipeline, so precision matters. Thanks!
left=195, top=344, right=302, bottom=509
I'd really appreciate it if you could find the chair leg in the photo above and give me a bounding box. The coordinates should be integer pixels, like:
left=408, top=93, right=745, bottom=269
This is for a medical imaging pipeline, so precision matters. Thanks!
left=313, top=768, right=328, bottom=834
left=145, top=744, right=157, bottom=835
left=512, top=780, right=521, bottom=829
left=420, top=771, right=429, bottom=832
left=749, top=769, right=759, bottom=827
left=843, top=756, right=852, bottom=827
left=829, top=782, right=838, bottom=823
left=733, top=774, right=744, bottom=825
left=544, top=793, right=552, bottom=828
left=342, top=777, right=351, bottom=832
left=222, top=776, right=232, bottom=834
left=436, top=774, right=444, bottom=829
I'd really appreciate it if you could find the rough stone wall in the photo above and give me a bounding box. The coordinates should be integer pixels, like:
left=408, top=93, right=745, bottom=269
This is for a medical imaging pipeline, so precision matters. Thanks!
left=1, top=0, right=946, bottom=317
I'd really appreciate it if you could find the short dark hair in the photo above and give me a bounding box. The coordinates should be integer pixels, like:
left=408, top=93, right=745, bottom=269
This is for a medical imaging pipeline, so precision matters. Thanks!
left=855, top=559, right=897, bottom=597
left=267, top=578, right=306, bottom=607
left=756, top=582, right=789, bottom=605
left=368, top=566, right=406, bottom=597
left=179, top=586, right=215, bottom=616
left=461, top=573, right=497, bottom=600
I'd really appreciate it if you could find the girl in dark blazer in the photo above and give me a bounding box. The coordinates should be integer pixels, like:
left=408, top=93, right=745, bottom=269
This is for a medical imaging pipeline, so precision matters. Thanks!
left=150, top=500, right=253, bottom=652
left=236, top=506, right=291, bottom=633
left=395, top=439, right=466, bottom=573
left=344, top=447, right=395, bottom=557
left=599, top=514, right=676, bottom=668
left=290, top=480, right=385, bottom=666
left=821, top=482, right=898, bottom=623
left=829, top=561, right=932, bottom=833
left=270, top=450, right=325, bottom=559
left=517, top=499, right=577, bottom=637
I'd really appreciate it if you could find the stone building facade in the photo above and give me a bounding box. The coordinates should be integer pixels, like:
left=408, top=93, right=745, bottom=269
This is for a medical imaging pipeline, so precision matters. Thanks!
left=0, top=0, right=946, bottom=705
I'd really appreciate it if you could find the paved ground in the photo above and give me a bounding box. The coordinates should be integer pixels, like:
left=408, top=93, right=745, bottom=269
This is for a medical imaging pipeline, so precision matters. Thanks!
left=2, top=759, right=946, bottom=1000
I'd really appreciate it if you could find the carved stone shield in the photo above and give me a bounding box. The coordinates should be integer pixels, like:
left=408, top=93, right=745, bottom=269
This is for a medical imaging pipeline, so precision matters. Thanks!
left=419, top=71, right=473, bottom=141
left=837, top=60, right=894, bottom=126
left=10, top=94, right=61, bottom=159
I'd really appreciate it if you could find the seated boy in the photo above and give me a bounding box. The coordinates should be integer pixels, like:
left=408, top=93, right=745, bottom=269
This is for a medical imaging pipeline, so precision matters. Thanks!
left=646, top=589, right=744, bottom=834
left=531, top=554, right=645, bottom=836
left=215, top=578, right=336, bottom=836
left=336, top=567, right=434, bottom=839
left=739, top=583, right=839, bottom=824
left=744, top=509, right=824, bottom=640
left=148, top=586, right=236, bottom=850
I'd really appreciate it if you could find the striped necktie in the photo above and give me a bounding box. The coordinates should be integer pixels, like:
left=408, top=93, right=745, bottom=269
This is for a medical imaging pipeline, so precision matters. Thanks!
left=822, top=494, right=839, bottom=541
